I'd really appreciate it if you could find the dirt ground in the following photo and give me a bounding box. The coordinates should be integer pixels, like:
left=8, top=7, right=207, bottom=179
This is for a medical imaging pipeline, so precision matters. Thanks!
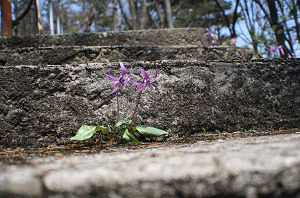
left=1, top=128, right=299, bottom=164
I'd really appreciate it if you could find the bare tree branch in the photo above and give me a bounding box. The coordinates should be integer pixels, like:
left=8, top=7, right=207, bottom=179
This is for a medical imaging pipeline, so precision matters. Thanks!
left=113, top=0, right=120, bottom=31
left=128, top=0, right=137, bottom=29
left=12, top=0, right=34, bottom=26
left=146, top=2, right=160, bottom=28
left=253, top=0, right=272, bottom=25
left=284, top=0, right=300, bottom=43
left=214, top=0, right=240, bottom=37
left=139, top=0, right=148, bottom=29
left=276, top=0, right=294, bottom=53
left=117, top=0, right=132, bottom=29
left=232, top=0, right=241, bottom=37
left=154, top=1, right=165, bottom=28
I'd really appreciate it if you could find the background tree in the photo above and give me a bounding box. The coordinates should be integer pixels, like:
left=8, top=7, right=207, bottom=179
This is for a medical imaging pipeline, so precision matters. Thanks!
left=14, top=0, right=37, bottom=36
left=251, top=0, right=299, bottom=57
left=238, top=0, right=266, bottom=57
left=214, top=0, right=240, bottom=38
left=1, top=0, right=13, bottom=36
left=1, top=0, right=299, bottom=57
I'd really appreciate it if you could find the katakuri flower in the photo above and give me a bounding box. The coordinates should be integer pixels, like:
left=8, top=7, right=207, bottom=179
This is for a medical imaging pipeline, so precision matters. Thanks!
left=205, top=28, right=216, bottom=39
left=105, top=62, right=132, bottom=94
left=211, top=40, right=217, bottom=46
left=132, top=66, right=158, bottom=93
left=266, top=45, right=277, bottom=53
left=231, top=37, right=237, bottom=45
left=278, top=45, right=285, bottom=55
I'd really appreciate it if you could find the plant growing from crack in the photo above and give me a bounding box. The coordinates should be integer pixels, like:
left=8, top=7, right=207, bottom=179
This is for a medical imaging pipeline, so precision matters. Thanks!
left=70, top=62, right=168, bottom=144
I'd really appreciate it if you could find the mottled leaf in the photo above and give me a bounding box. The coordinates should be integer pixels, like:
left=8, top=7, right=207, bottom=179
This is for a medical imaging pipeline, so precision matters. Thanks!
left=136, top=125, right=168, bottom=137
left=115, top=120, right=132, bottom=128
left=70, top=125, right=97, bottom=140
left=119, top=128, right=142, bottom=144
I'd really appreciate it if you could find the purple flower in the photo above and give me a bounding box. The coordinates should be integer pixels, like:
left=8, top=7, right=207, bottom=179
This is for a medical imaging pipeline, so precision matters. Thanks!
left=132, top=66, right=158, bottom=93
left=266, top=45, right=277, bottom=54
left=211, top=40, right=217, bottom=46
left=278, top=45, right=285, bottom=55
left=231, top=37, right=237, bottom=45
left=205, top=28, right=215, bottom=38
left=105, top=62, right=132, bottom=94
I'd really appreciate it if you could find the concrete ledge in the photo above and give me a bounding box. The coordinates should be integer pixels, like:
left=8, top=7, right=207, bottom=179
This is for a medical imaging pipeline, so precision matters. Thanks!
left=0, top=46, right=252, bottom=66
left=0, top=28, right=209, bottom=49
left=0, top=59, right=299, bottom=146
left=1, top=134, right=300, bottom=197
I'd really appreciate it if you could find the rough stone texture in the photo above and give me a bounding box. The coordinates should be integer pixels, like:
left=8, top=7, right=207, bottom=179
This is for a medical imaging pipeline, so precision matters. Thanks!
left=0, top=59, right=299, bottom=147
left=1, top=134, right=300, bottom=198
left=0, top=46, right=252, bottom=66
left=0, top=28, right=299, bottom=198
left=0, top=28, right=209, bottom=49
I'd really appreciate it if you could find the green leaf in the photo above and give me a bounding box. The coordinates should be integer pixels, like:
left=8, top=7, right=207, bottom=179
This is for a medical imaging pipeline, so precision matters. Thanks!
left=119, top=128, right=143, bottom=144
left=132, top=127, right=137, bottom=133
left=70, top=125, right=97, bottom=141
left=96, top=125, right=109, bottom=134
left=115, top=120, right=132, bottom=128
left=136, top=125, right=168, bottom=137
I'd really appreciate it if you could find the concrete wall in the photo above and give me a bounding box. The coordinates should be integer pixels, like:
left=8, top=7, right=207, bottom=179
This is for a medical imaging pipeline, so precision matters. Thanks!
left=0, top=59, right=299, bottom=146
left=0, top=28, right=209, bottom=49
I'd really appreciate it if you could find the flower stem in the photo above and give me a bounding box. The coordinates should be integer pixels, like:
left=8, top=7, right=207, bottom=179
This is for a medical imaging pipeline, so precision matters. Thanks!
left=129, top=91, right=142, bottom=133
left=110, top=92, right=120, bottom=143
left=116, top=91, right=120, bottom=122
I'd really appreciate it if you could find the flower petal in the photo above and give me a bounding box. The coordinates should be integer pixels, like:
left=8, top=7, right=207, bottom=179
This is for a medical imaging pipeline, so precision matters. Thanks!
left=120, top=62, right=126, bottom=77
left=105, top=71, right=119, bottom=83
left=278, top=45, right=285, bottom=55
left=127, top=66, right=133, bottom=80
left=132, top=80, right=144, bottom=86
left=136, top=85, right=146, bottom=93
left=211, top=40, right=217, bottom=46
left=149, top=83, right=156, bottom=91
left=139, top=67, right=150, bottom=80
left=150, top=66, right=158, bottom=83
left=110, top=83, right=121, bottom=94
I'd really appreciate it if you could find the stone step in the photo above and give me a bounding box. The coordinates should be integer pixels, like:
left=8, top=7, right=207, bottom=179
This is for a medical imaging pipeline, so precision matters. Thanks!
left=0, top=28, right=209, bottom=49
left=0, top=45, right=252, bottom=66
left=0, top=59, right=299, bottom=147
left=0, top=134, right=300, bottom=197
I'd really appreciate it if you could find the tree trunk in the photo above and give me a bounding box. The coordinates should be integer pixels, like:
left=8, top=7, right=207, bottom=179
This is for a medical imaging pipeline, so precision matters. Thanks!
left=34, top=0, right=43, bottom=34
left=128, top=0, right=137, bottom=29
left=49, top=0, right=54, bottom=35
left=140, top=0, right=148, bottom=29
left=290, top=0, right=300, bottom=45
left=117, top=0, right=132, bottom=29
left=154, top=1, right=164, bottom=28
left=163, top=0, right=173, bottom=28
left=266, top=0, right=288, bottom=57
left=113, top=0, right=119, bottom=31
left=85, top=6, right=96, bottom=32
left=1, top=0, right=13, bottom=37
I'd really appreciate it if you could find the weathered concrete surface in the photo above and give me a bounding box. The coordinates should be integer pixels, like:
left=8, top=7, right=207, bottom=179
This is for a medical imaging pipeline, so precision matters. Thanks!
left=0, top=59, right=299, bottom=146
left=1, top=134, right=300, bottom=198
left=0, top=28, right=209, bottom=49
left=0, top=46, right=252, bottom=66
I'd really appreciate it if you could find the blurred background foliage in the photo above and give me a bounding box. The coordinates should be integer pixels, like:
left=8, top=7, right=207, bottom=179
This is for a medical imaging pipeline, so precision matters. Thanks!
left=1, top=0, right=299, bottom=57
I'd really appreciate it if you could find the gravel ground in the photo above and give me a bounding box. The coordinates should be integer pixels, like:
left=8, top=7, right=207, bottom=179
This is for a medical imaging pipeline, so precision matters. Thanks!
left=1, top=129, right=300, bottom=198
